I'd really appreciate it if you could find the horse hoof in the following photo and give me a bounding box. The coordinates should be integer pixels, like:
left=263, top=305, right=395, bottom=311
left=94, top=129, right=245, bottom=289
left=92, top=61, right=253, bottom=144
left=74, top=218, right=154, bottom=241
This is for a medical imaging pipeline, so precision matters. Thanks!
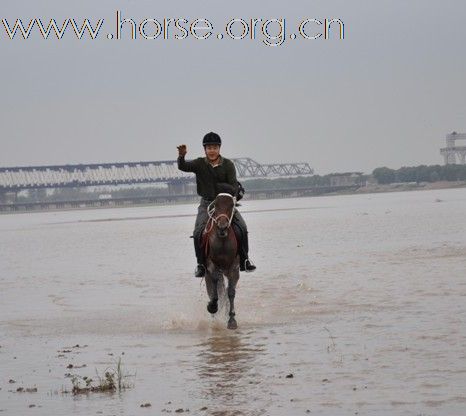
left=207, top=300, right=218, bottom=314
left=227, top=318, right=238, bottom=330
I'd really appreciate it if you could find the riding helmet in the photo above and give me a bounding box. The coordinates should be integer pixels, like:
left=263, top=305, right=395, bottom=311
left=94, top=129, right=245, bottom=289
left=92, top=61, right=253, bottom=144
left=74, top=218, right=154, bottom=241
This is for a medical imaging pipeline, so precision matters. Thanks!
left=202, top=132, right=222, bottom=147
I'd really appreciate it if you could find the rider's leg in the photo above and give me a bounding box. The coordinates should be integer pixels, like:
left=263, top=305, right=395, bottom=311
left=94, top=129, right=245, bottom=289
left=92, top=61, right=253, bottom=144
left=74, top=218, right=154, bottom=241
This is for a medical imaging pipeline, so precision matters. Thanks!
left=231, top=221, right=243, bottom=259
left=193, top=233, right=204, bottom=267
left=193, top=201, right=209, bottom=277
left=233, top=211, right=256, bottom=272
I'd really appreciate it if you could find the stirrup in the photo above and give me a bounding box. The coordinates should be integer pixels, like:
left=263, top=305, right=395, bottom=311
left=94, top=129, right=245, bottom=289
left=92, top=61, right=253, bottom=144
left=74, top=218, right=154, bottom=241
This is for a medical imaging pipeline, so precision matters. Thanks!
left=194, top=264, right=206, bottom=278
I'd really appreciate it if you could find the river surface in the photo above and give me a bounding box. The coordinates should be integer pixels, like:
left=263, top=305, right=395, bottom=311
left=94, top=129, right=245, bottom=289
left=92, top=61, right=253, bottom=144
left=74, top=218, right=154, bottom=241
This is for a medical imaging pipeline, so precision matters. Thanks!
left=1, top=189, right=466, bottom=415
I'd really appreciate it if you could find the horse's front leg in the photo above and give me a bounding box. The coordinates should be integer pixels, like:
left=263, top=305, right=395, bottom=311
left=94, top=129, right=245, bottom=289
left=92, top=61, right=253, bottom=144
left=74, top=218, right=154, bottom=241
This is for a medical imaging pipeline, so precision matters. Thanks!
left=227, top=260, right=240, bottom=329
left=206, top=265, right=219, bottom=314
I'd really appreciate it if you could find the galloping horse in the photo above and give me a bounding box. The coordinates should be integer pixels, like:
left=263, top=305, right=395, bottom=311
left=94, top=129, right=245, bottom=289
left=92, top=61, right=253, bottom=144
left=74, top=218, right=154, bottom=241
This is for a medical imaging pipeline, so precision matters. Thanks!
left=203, top=193, right=240, bottom=330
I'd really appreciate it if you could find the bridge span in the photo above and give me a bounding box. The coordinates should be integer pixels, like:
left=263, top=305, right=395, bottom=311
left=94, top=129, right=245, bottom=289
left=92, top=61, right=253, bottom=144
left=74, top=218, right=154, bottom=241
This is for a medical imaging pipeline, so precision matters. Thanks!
left=0, top=158, right=314, bottom=205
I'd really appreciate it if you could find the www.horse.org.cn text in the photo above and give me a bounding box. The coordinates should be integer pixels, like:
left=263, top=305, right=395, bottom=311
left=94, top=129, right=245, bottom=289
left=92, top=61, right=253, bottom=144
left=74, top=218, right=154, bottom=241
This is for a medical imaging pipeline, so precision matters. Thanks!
left=1, top=11, right=345, bottom=46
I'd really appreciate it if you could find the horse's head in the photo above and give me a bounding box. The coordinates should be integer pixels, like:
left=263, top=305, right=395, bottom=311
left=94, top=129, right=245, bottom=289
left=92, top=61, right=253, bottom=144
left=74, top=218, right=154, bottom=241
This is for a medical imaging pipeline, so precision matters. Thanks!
left=211, top=193, right=235, bottom=239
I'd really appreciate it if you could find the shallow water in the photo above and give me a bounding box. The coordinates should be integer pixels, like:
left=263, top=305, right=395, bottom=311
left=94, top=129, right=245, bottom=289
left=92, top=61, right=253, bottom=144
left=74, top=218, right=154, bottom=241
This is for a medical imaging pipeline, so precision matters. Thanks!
left=1, top=189, right=466, bottom=415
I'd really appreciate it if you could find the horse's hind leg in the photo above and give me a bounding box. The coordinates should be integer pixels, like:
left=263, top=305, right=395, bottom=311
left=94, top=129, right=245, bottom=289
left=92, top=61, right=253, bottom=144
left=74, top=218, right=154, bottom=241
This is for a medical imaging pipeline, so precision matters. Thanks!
left=206, top=267, right=219, bottom=314
left=227, top=266, right=240, bottom=330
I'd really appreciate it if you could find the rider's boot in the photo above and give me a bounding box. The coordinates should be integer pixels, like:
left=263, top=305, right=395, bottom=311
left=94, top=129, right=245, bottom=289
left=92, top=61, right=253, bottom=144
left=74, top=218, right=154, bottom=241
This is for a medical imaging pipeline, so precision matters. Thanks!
left=233, top=224, right=256, bottom=273
left=195, top=264, right=206, bottom=278
left=193, top=234, right=206, bottom=278
left=242, top=258, right=256, bottom=272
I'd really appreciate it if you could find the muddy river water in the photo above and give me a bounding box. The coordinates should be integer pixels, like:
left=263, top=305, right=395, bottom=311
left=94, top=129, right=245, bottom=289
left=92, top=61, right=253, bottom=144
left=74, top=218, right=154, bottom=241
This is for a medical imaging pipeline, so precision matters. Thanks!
left=1, top=189, right=466, bottom=415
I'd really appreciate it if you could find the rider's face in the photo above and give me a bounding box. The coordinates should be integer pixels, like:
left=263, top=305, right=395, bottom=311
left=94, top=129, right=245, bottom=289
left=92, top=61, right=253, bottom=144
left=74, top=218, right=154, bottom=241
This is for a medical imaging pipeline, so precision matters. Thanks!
left=204, top=144, right=220, bottom=162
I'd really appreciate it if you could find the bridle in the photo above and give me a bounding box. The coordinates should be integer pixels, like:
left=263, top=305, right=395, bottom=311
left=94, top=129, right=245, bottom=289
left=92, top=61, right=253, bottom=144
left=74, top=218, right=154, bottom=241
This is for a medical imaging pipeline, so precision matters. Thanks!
left=206, top=193, right=236, bottom=233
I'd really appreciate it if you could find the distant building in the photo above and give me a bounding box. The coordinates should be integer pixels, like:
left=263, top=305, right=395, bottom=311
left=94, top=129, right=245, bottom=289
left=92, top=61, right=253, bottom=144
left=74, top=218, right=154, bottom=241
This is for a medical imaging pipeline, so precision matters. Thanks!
left=440, top=132, right=466, bottom=165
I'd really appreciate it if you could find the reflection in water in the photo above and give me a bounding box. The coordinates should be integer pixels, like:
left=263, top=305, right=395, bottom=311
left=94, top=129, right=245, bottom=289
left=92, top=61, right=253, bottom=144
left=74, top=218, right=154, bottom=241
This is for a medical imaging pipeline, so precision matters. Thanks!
left=195, top=330, right=266, bottom=415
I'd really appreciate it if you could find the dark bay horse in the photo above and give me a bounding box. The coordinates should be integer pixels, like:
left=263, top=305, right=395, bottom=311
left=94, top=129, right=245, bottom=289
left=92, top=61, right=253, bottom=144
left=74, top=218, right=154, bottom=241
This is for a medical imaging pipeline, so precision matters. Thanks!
left=203, top=193, right=240, bottom=330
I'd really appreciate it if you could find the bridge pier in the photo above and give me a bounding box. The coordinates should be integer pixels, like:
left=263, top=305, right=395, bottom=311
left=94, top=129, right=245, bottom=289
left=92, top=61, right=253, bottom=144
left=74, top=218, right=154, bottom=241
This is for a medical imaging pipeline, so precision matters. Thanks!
left=0, top=190, right=17, bottom=204
left=168, top=182, right=188, bottom=195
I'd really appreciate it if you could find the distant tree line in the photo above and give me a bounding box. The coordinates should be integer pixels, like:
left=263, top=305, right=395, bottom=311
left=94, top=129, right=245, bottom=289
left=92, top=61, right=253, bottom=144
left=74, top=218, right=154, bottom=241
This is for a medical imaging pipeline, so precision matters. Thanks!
left=243, top=176, right=329, bottom=190
left=242, top=173, right=366, bottom=190
left=372, top=164, right=466, bottom=184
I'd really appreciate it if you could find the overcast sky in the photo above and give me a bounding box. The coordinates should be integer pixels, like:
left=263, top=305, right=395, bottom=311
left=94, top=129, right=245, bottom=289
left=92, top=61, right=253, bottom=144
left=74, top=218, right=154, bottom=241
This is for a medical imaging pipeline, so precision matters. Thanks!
left=1, top=0, right=465, bottom=174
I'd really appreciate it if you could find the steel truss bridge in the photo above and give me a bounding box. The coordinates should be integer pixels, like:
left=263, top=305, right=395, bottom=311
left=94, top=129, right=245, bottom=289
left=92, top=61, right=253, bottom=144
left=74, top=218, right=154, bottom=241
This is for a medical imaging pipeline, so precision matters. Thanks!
left=0, top=158, right=313, bottom=192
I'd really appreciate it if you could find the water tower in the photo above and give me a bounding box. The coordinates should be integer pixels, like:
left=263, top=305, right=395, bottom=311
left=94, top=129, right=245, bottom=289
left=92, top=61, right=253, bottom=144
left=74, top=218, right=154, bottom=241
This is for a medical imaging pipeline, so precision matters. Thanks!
left=440, top=132, right=466, bottom=164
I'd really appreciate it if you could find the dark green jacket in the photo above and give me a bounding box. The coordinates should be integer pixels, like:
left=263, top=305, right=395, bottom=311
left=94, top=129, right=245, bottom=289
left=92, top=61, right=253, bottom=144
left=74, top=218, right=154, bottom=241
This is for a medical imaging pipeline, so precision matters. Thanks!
left=177, top=155, right=238, bottom=201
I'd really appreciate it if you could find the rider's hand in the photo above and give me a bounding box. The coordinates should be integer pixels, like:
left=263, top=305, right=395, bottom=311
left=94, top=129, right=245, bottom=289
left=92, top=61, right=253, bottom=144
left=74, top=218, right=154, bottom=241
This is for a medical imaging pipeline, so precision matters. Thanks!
left=177, top=144, right=187, bottom=157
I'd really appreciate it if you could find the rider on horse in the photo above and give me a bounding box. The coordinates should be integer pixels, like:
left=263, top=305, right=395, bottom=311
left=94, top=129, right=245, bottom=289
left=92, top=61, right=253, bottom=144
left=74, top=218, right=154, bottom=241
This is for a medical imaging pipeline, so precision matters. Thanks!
left=177, top=132, right=257, bottom=278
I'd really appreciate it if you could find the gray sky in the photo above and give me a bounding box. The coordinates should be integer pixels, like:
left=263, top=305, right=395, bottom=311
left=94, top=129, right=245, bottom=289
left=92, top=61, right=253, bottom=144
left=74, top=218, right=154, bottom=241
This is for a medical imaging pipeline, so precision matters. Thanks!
left=1, top=0, right=465, bottom=174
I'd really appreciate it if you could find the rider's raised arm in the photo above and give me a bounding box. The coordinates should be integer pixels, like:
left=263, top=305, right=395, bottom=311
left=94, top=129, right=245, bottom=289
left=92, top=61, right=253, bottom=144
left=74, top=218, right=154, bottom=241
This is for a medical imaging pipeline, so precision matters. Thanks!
left=177, top=155, right=199, bottom=173
left=177, top=145, right=199, bottom=173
